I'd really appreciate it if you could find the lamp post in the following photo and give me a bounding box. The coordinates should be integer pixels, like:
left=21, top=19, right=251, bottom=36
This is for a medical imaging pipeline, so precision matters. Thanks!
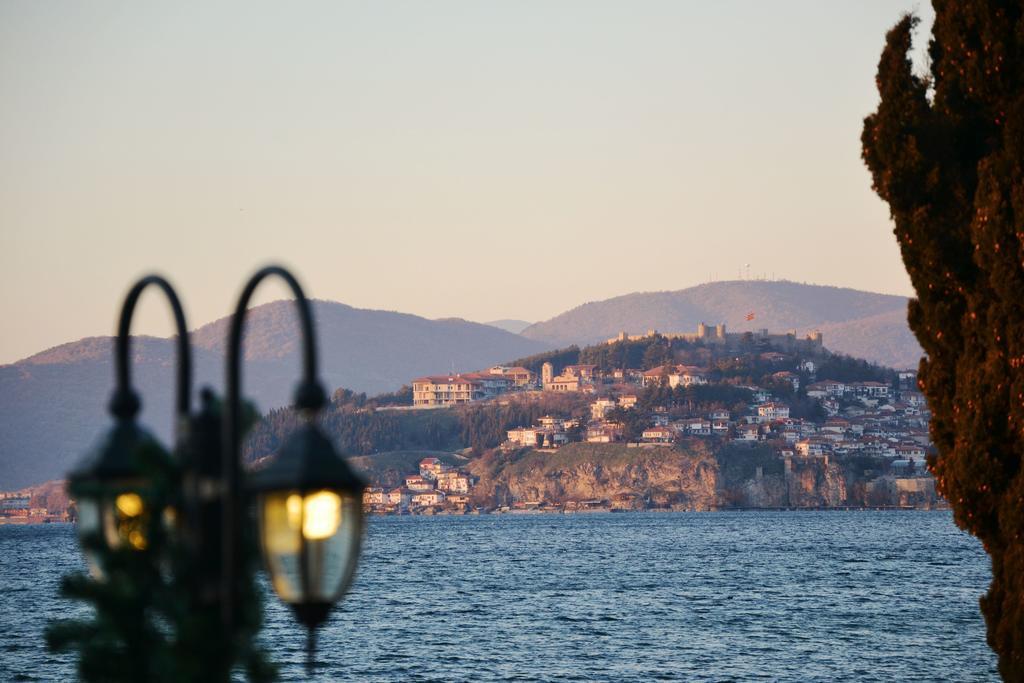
left=68, top=275, right=189, bottom=579
left=51, top=266, right=364, bottom=682
left=225, top=266, right=365, bottom=673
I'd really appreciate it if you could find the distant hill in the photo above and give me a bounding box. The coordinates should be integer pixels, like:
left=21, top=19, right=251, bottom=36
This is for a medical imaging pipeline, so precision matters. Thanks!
left=484, top=319, right=532, bottom=335
left=190, top=300, right=547, bottom=403
left=0, top=300, right=547, bottom=490
left=520, top=280, right=922, bottom=369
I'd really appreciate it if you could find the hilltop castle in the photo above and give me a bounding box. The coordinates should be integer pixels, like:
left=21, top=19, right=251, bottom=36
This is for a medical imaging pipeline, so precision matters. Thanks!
left=607, top=323, right=824, bottom=354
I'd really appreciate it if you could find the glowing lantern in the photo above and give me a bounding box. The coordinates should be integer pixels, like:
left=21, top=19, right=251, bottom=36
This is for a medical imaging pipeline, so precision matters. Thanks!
left=68, top=418, right=174, bottom=578
left=248, top=423, right=364, bottom=631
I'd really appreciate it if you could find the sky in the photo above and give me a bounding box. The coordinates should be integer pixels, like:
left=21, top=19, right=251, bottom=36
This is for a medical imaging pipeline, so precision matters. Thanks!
left=0, top=1, right=935, bottom=364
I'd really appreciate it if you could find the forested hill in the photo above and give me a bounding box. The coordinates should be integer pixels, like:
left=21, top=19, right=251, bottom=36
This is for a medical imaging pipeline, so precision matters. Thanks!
left=521, top=280, right=921, bottom=368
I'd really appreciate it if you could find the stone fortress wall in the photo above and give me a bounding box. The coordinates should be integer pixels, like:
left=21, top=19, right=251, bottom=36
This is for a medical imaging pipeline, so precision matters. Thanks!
left=607, top=323, right=825, bottom=354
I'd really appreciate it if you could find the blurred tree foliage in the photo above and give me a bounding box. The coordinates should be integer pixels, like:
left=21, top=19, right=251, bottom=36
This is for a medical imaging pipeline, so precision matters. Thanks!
left=862, top=4, right=1024, bottom=675
left=48, top=402, right=274, bottom=682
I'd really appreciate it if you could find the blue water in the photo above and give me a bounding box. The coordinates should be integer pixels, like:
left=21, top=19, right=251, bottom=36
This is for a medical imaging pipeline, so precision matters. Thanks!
left=0, top=512, right=999, bottom=681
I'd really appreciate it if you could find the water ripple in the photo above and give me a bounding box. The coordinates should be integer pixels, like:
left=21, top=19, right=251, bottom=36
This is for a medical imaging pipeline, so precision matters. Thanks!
left=0, top=512, right=1000, bottom=681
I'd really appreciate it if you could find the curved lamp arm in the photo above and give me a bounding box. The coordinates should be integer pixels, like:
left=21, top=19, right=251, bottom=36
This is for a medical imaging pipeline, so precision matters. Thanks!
left=221, top=264, right=327, bottom=627
left=110, top=275, right=192, bottom=424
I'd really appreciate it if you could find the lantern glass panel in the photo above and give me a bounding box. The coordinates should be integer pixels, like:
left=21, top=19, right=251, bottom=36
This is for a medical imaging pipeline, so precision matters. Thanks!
left=73, top=483, right=151, bottom=578
left=259, top=489, right=361, bottom=604
left=77, top=498, right=101, bottom=537
left=103, top=491, right=149, bottom=551
left=75, top=497, right=104, bottom=579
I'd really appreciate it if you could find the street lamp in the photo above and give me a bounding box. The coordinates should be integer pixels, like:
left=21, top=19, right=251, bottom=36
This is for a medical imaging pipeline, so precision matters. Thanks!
left=68, top=275, right=190, bottom=578
left=56, top=265, right=363, bottom=681
left=223, top=266, right=365, bottom=671
left=248, top=424, right=364, bottom=658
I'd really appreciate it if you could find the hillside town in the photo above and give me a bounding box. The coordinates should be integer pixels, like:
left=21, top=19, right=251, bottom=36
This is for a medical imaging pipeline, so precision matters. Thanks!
left=411, top=324, right=826, bottom=406
left=410, top=324, right=928, bottom=463
left=384, top=324, right=937, bottom=513
left=7, top=323, right=938, bottom=519
left=361, top=457, right=478, bottom=515
left=498, top=369, right=928, bottom=460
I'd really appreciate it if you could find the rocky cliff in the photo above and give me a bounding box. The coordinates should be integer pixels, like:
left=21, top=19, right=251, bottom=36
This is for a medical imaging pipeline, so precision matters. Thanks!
left=468, top=442, right=936, bottom=510
left=469, top=442, right=720, bottom=510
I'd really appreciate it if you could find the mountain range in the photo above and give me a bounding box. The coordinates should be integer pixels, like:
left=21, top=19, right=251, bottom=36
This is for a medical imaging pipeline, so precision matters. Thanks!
left=0, top=301, right=546, bottom=490
left=520, top=280, right=921, bottom=369
left=0, top=280, right=922, bottom=491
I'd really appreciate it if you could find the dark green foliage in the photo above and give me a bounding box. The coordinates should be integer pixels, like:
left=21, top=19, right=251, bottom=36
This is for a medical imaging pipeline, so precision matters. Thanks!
left=711, top=354, right=794, bottom=385
left=786, top=394, right=827, bottom=423
left=331, top=387, right=368, bottom=408
left=578, top=337, right=668, bottom=370
left=371, top=385, right=414, bottom=407
left=506, top=346, right=581, bottom=374
left=863, top=4, right=1024, bottom=676
left=328, top=386, right=414, bottom=410
left=246, top=386, right=462, bottom=460
left=320, top=408, right=460, bottom=454
left=576, top=335, right=710, bottom=372
left=247, top=393, right=590, bottom=463
left=814, top=354, right=896, bottom=384
left=247, top=406, right=462, bottom=461
left=48, top=405, right=274, bottom=682
left=675, top=384, right=754, bottom=409
left=330, top=385, right=414, bottom=409
left=606, top=406, right=646, bottom=441
left=641, top=340, right=674, bottom=370
left=459, top=401, right=562, bottom=454
left=637, top=383, right=754, bottom=414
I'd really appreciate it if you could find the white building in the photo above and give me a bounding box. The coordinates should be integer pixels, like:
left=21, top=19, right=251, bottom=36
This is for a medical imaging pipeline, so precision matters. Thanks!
left=405, top=475, right=434, bottom=492
left=757, top=403, right=790, bottom=421
left=642, top=427, right=675, bottom=443
left=736, top=424, right=761, bottom=441
left=436, top=471, right=472, bottom=494
left=590, top=398, right=618, bottom=421
left=412, top=490, right=446, bottom=507
left=668, top=367, right=709, bottom=388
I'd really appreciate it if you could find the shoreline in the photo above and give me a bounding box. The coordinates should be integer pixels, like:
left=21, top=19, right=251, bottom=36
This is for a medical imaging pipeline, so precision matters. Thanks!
left=367, top=503, right=950, bottom=517
left=0, top=516, right=69, bottom=526
left=0, top=506, right=952, bottom=527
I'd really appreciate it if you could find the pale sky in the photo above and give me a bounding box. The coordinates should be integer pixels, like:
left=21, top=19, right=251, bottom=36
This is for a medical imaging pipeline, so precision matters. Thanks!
left=0, top=1, right=933, bottom=364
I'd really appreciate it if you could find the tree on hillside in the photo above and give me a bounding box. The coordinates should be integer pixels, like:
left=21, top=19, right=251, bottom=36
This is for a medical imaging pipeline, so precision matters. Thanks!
left=507, top=346, right=581, bottom=375
left=814, top=355, right=895, bottom=384
left=862, top=5, right=1024, bottom=676
left=641, top=340, right=673, bottom=370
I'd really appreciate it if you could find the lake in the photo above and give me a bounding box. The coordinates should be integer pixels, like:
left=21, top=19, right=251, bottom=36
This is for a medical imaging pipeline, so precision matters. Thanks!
left=0, top=512, right=999, bottom=681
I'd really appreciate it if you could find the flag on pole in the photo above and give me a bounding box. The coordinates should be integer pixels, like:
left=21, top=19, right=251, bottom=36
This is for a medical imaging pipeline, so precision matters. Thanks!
left=746, top=311, right=755, bottom=321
